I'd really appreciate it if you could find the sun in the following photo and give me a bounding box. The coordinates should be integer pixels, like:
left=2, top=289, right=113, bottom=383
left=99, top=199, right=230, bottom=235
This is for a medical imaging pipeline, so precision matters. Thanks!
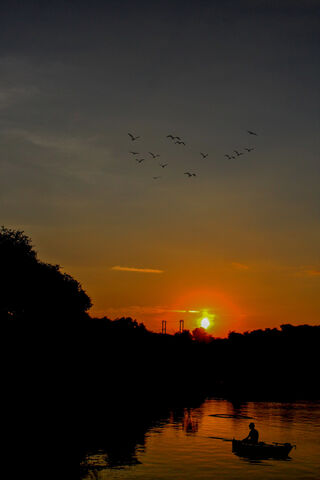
left=201, top=317, right=210, bottom=329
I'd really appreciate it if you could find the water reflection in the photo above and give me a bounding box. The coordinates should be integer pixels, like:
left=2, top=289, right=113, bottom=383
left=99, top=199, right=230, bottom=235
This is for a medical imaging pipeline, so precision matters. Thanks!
left=182, top=408, right=199, bottom=434
left=80, top=396, right=205, bottom=478
left=80, top=437, right=143, bottom=474
left=79, top=408, right=159, bottom=476
left=80, top=398, right=320, bottom=480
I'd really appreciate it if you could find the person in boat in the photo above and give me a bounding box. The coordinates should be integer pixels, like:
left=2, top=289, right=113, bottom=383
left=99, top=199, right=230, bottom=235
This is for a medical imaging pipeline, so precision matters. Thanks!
left=242, top=423, right=259, bottom=444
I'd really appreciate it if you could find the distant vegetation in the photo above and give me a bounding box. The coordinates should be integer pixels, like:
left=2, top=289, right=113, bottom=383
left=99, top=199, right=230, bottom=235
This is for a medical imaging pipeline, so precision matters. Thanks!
left=1, top=227, right=319, bottom=409
left=81, top=315, right=320, bottom=404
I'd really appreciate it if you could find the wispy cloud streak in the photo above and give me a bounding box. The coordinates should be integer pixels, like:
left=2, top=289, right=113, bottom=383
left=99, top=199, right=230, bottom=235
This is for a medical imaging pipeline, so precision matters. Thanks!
left=111, top=266, right=163, bottom=274
left=231, top=262, right=249, bottom=270
left=303, top=269, right=320, bottom=277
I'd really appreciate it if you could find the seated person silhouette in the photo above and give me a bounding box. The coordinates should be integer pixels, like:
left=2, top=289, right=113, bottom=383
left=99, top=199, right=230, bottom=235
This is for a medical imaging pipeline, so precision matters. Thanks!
left=242, top=423, right=259, bottom=444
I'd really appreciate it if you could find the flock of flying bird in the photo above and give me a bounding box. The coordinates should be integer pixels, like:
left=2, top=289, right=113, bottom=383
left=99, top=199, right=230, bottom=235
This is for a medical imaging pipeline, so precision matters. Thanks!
left=127, top=130, right=258, bottom=180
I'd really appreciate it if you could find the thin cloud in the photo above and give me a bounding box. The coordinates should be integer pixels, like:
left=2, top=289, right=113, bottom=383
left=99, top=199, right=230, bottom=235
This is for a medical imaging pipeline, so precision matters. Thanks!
left=111, top=265, right=163, bottom=274
left=231, top=262, right=249, bottom=270
left=303, top=269, right=320, bottom=277
left=3, top=128, right=88, bottom=152
left=292, top=267, right=320, bottom=278
left=170, top=309, right=200, bottom=314
left=91, top=305, right=200, bottom=319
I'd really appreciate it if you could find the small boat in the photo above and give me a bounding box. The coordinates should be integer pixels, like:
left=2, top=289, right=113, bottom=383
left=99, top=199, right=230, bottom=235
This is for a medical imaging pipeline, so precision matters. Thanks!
left=232, top=439, right=294, bottom=459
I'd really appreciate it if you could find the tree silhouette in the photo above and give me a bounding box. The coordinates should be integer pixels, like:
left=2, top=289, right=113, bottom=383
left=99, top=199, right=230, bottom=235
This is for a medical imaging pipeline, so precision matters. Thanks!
left=192, top=327, right=213, bottom=343
left=0, top=226, right=92, bottom=323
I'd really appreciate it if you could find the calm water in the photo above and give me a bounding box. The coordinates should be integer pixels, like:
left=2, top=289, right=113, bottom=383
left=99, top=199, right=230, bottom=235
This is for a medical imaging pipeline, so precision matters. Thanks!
left=80, top=399, right=320, bottom=479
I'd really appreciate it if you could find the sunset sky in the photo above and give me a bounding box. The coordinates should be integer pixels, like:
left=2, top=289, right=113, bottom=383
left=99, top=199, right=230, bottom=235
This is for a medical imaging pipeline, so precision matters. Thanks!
left=1, top=0, right=319, bottom=336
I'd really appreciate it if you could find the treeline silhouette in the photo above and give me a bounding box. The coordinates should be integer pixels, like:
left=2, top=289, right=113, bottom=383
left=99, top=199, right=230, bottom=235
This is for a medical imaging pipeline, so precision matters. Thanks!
left=81, top=315, right=320, bottom=405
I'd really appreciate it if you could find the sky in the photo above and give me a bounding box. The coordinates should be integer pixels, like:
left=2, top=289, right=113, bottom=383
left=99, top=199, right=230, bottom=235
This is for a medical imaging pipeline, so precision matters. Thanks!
left=1, top=0, right=319, bottom=336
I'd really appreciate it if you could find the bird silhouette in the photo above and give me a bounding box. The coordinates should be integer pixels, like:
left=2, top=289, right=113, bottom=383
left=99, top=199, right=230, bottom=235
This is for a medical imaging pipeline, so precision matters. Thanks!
left=247, top=130, right=258, bottom=136
left=135, top=158, right=145, bottom=163
left=184, top=172, right=196, bottom=177
left=175, top=140, right=186, bottom=145
left=149, top=152, right=160, bottom=158
left=153, top=176, right=161, bottom=179
left=129, top=151, right=139, bottom=155
left=200, top=153, right=208, bottom=158
left=244, top=147, right=254, bottom=152
left=128, top=133, right=140, bottom=141
left=224, top=154, right=231, bottom=159
left=167, top=135, right=182, bottom=141
left=234, top=150, right=243, bottom=156
left=159, top=163, right=168, bottom=168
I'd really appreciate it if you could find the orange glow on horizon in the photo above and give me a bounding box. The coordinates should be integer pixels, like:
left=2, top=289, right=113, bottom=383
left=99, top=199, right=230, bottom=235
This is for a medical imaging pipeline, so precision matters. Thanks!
left=90, top=288, right=248, bottom=337
left=170, top=288, right=246, bottom=336
left=87, top=262, right=320, bottom=338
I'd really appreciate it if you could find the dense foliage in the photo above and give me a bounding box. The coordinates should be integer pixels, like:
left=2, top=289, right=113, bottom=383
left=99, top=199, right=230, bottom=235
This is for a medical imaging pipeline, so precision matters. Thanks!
left=81, top=315, right=320, bottom=406
left=0, top=226, right=92, bottom=323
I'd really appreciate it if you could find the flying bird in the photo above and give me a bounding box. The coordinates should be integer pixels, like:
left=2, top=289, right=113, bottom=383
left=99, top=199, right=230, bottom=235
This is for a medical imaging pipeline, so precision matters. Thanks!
left=128, top=133, right=140, bottom=141
left=149, top=152, right=160, bottom=158
left=167, top=134, right=182, bottom=141
left=184, top=172, right=196, bottom=177
left=153, top=176, right=161, bottom=179
left=244, top=147, right=254, bottom=152
left=200, top=153, right=208, bottom=158
left=247, top=130, right=258, bottom=136
left=129, top=151, right=139, bottom=155
left=224, top=154, right=231, bottom=159
left=234, top=150, right=244, bottom=156
left=159, top=163, right=168, bottom=168
left=135, top=158, right=145, bottom=163
left=175, top=140, right=186, bottom=145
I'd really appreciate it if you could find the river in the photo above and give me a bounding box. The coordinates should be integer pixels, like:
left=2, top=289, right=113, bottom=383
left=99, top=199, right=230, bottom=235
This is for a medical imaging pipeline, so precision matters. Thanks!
left=80, top=398, right=320, bottom=479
